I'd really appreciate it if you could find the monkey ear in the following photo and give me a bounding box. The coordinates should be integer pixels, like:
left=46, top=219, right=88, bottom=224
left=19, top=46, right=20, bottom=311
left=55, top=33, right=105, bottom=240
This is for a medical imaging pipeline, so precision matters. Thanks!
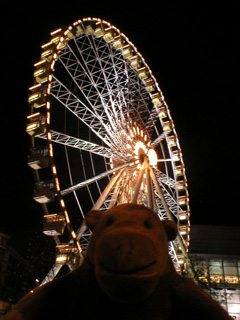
left=161, top=220, right=178, bottom=241
left=85, top=210, right=104, bottom=231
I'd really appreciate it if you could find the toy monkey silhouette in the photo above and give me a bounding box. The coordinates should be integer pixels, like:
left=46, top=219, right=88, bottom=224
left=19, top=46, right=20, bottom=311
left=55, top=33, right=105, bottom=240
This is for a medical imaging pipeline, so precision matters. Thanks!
left=3, top=204, right=231, bottom=320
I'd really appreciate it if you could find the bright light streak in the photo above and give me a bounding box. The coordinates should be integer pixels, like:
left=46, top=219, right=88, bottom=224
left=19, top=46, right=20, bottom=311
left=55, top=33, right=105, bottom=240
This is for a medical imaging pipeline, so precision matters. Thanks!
left=71, top=231, right=76, bottom=239
left=49, top=144, right=53, bottom=157
left=148, top=149, right=158, bottom=166
left=50, top=28, right=62, bottom=36
left=56, top=256, right=67, bottom=263
left=26, top=123, right=37, bottom=130
left=28, top=93, right=40, bottom=102
left=27, top=112, right=40, bottom=119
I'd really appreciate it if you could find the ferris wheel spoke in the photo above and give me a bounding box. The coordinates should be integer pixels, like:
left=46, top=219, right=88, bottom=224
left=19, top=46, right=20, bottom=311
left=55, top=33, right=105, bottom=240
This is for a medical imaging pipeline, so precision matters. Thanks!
left=79, top=31, right=149, bottom=131
left=59, top=42, right=118, bottom=136
left=149, top=166, right=179, bottom=220
left=40, top=129, right=125, bottom=161
left=59, top=35, right=130, bottom=135
left=58, top=32, right=153, bottom=143
left=41, top=263, right=63, bottom=286
left=50, top=76, right=114, bottom=148
left=158, top=183, right=181, bottom=218
left=76, top=31, right=150, bottom=131
left=150, top=132, right=166, bottom=148
left=157, top=158, right=173, bottom=162
left=153, top=167, right=177, bottom=189
left=107, top=48, right=129, bottom=122
left=86, top=35, right=126, bottom=125
left=145, top=167, right=155, bottom=210
left=144, top=98, right=169, bottom=136
left=108, top=171, right=125, bottom=208
left=145, top=105, right=160, bottom=134
left=168, top=242, right=181, bottom=271
left=60, top=162, right=131, bottom=196
left=154, top=188, right=179, bottom=219
left=132, top=161, right=147, bottom=203
left=149, top=169, right=192, bottom=273
left=126, top=74, right=151, bottom=129
left=92, top=167, right=125, bottom=210
left=154, top=193, right=169, bottom=220
left=152, top=173, right=191, bottom=248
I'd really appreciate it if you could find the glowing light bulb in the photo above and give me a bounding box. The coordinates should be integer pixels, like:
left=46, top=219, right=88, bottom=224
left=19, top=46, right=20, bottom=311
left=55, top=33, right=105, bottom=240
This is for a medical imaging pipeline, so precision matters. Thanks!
left=148, top=149, right=158, bottom=166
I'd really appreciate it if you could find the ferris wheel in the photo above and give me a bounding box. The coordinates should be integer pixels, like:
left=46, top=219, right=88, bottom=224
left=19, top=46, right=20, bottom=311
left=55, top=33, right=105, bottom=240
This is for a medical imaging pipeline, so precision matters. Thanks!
left=26, top=17, right=193, bottom=283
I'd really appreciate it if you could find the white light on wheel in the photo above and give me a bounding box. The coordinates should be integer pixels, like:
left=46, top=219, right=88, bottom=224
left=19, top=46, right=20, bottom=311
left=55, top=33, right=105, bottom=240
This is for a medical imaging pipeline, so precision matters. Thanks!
left=148, top=149, right=158, bottom=166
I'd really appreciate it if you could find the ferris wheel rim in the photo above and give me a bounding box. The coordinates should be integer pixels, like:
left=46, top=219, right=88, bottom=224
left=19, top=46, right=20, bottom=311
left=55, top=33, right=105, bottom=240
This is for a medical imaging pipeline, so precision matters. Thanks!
left=27, top=17, right=191, bottom=278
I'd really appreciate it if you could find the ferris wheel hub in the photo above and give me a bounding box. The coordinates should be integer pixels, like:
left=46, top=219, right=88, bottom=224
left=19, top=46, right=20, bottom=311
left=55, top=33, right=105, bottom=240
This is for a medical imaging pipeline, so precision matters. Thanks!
left=138, top=148, right=145, bottom=164
left=110, top=124, right=158, bottom=170
left=133, top=141, right=158, bottom=167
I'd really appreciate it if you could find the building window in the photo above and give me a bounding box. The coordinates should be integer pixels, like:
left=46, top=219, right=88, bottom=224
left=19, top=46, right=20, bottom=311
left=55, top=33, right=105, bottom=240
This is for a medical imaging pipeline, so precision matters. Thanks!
left=209, top=259, right=224, bottom=283
left=224, top=260, right=239, bottom=284
left=191, top=256, right=240, bottom=319
left=226, top=288, right=240, bottom=319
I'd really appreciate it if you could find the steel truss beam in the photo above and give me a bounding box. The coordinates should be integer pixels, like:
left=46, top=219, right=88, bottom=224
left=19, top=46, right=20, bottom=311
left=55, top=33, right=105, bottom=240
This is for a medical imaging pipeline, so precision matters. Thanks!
left=150, top=132, right=166, bottom=148
left=40, top=130, right=125, bottom=161
left=57, top=35, right=154, bottom=136
left=50, top=76, right=114, bottom=148
left=40, top=263, right=63, bottom=286
left=61, top=163, right=131, bottom=196
left=149, top=165, right=198, bottom=281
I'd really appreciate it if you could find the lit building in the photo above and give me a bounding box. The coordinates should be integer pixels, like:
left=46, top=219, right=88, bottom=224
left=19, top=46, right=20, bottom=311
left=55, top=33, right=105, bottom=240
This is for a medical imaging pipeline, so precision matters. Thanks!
left=0, top=234, right=36, bottom=318
left=189, top=225, right=240, bottom=319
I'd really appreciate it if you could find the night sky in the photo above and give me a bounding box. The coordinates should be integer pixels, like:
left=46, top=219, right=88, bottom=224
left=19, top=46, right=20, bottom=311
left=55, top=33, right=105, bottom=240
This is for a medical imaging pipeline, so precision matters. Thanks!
left=1, top=2, right=239, bottom=277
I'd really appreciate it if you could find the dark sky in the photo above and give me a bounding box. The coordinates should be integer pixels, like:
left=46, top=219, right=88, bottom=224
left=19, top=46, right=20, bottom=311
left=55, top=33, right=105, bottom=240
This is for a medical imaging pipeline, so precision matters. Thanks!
left=1, top=1, right=239, bottom=273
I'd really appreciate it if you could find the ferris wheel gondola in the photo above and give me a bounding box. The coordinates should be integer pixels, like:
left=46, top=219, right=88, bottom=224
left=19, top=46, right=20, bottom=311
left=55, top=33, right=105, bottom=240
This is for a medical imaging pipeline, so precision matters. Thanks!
left=26, top=17, right=193, bottom=283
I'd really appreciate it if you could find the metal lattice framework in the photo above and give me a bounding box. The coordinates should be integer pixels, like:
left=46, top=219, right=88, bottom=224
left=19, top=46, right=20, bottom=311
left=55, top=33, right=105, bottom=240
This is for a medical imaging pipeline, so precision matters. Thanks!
left=26, top=17, right=194, bottom=284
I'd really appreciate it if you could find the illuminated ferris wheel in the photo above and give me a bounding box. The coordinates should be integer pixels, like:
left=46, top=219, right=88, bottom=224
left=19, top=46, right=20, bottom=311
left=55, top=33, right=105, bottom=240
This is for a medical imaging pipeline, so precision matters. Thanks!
left=26, top=17, right=193, bottom=283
